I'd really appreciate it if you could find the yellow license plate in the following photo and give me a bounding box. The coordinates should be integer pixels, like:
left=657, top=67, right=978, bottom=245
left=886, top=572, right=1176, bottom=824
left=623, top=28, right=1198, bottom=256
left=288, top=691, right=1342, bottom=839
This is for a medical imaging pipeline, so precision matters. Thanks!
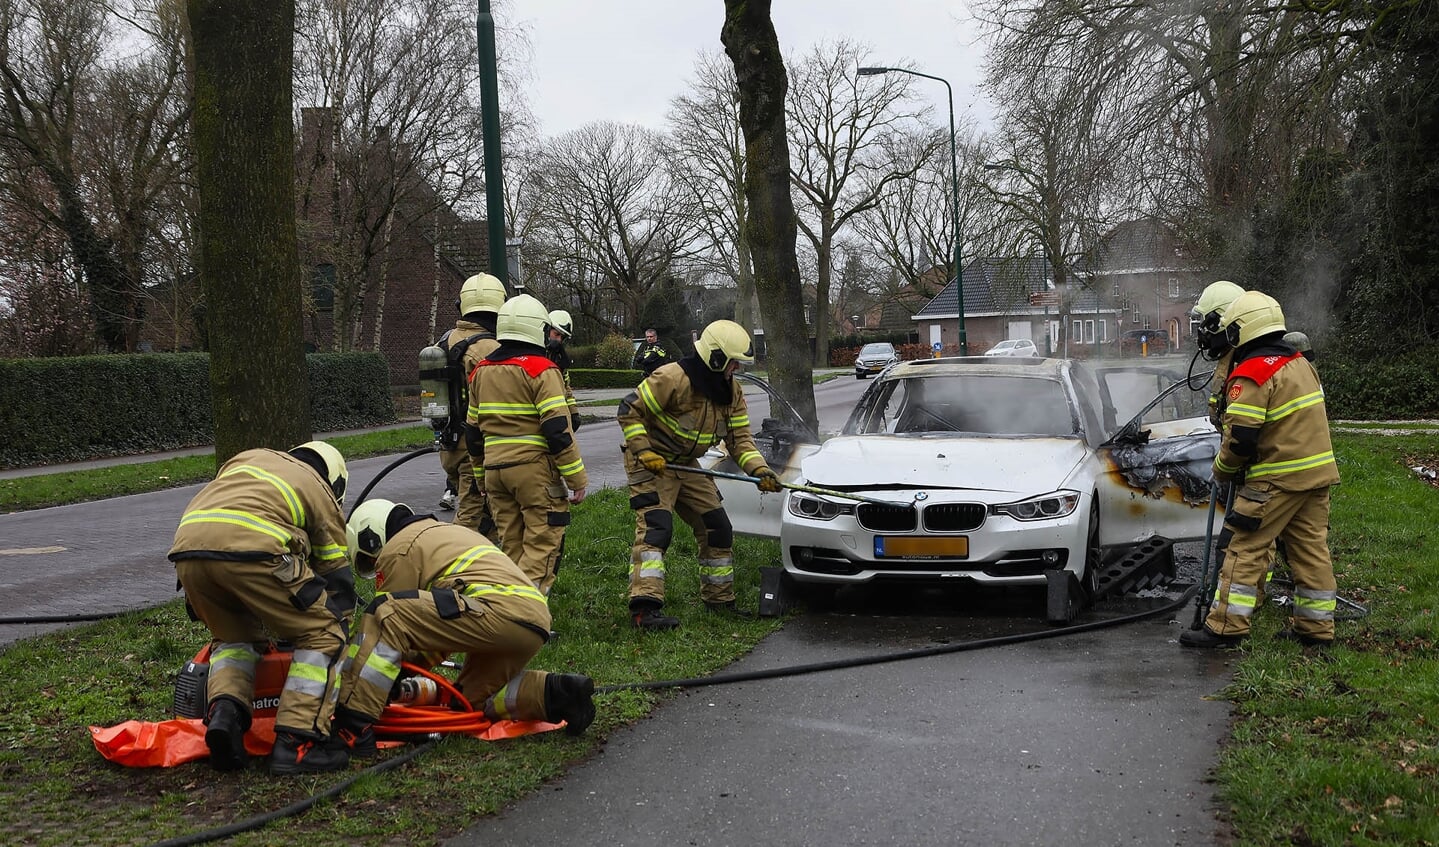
left=875, top=536, right=968, bottom=558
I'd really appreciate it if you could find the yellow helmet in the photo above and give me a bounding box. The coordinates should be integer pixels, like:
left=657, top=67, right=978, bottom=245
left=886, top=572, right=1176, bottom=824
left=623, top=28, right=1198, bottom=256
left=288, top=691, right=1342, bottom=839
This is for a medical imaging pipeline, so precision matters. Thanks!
left=289, top=440, right=348, bottom=505
left=1191, top=280, right=1246, bottom=359
left=548, top=309, right=573, bottom=338
left=1221, top=291, right=1287, bottom=347
left=459, top=273, right=506, bottom=315
left=497, top=294, right=550, bottom=346
left=694, top=319, right=755, bottom=371
left=346, top=498, right=408, bottom=578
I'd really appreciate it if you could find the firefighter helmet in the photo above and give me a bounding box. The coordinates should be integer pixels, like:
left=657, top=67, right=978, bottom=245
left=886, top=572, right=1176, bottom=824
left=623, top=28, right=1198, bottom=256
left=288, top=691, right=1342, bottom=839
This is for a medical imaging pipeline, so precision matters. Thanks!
left=459, top=273, right=506, bottom=316
left=1190, top=280, right=1245, bottom=360
left=549, top=309, right=573, bottom=339
left=346, top=498, right=410, bottom=578
left=694, top=320, right=755, bottom=371
left=497, top=294, right=550, bottom=346
left=1221, top=291, right=1287, bottom=347
left=289, top=440, right=348, bottom=505
left=1283, top=330, right=1313, bottom=360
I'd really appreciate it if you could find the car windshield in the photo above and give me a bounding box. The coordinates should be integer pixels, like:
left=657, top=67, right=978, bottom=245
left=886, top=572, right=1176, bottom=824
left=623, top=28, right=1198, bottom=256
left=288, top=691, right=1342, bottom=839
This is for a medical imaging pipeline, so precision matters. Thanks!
left=848, top=374, right=1077, bottom=437
left=859, top=343, right=893, bottom=356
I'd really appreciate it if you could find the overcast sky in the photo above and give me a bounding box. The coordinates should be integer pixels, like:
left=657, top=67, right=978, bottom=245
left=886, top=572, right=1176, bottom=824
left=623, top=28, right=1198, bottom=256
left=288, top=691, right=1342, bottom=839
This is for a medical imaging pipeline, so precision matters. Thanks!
left=508, top=1, right=992, bottom=139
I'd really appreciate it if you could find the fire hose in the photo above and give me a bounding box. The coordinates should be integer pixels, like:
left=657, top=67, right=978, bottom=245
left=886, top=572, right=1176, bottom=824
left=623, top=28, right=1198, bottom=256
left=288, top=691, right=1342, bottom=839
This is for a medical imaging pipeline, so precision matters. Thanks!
left=664, top=462, right=920, bottom=507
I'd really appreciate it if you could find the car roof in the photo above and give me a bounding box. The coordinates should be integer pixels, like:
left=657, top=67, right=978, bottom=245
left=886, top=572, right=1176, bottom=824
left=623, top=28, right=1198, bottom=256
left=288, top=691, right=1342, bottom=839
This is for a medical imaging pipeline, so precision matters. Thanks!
left=885, top=355, right=1069, bottom=379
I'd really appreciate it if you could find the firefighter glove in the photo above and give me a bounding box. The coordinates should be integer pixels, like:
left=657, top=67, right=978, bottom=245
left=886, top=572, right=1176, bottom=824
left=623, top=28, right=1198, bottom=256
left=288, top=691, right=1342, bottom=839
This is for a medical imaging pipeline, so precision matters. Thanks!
left=755, top=467, right=783, bottom=493
left=636, top=449, right=667, bottom=475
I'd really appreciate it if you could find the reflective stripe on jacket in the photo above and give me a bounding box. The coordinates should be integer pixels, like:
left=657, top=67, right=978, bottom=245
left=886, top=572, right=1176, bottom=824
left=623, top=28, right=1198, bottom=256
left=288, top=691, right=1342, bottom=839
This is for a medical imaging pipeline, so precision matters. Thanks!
left=1214, top=351, right=1339, bottom=491
left=616, top=361, right=766, bottom=474
left=168, top=449, right=350, bottom=575
left=373, top=519, right=551, bottom=625
left=467, top=353, right=588, bottom=489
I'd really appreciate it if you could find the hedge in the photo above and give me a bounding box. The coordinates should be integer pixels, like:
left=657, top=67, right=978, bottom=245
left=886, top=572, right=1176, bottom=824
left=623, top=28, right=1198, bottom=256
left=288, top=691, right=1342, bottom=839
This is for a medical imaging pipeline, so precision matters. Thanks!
left=1317, top=346, right=1439, bottom=420
left=0, top=352, right=394, bottom=469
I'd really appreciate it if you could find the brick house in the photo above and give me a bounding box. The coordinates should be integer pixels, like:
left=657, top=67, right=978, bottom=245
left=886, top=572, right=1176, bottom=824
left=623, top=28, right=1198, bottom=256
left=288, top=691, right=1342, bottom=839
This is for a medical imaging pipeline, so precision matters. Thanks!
left=1077, top=219, right=1204, bottom=353
left=296, top=107, right=489, bottom=387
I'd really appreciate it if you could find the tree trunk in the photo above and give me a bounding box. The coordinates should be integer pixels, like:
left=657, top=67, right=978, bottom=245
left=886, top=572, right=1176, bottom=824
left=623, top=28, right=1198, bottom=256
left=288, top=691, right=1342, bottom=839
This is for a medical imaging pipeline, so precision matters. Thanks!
left=189, top=0, right=310, bottom=463
left=721, top=0, right=817, bottom=432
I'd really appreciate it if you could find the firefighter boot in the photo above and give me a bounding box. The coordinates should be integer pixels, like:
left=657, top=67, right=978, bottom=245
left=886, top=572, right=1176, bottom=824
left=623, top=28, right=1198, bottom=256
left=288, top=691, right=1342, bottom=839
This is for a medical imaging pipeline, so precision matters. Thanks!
left=1178, top=626, right=1246, bottom=649
left=331, top=706, right=378, bottom=758
left=204, top=697, right=251, bottom=772
left=704, top=600, right=756, bottom=619
left=630, top=598, right=680, bottom=631
left=269, top=730, right=349, bottom=775
left=544, top=673, right=596, bottom=737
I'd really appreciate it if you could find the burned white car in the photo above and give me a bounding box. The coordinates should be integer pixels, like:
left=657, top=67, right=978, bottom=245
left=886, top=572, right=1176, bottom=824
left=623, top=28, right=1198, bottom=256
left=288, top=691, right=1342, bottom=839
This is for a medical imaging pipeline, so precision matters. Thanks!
left=708, top=358, right=1221, bottom=620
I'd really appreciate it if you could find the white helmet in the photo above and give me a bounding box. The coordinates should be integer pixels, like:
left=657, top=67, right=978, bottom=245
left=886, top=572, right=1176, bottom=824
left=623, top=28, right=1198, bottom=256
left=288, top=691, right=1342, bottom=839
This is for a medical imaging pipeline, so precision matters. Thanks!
left=548, top=309, right=573, bottom=338
left=346, top=498, right=409, bottom=578
left=694, top=320, right=755, bottom=371
left=1221, top=291, right=1287, bottom=347
left=497, top=294, right=550, bottom=346
left=289, top=440, right=348, bottom=505
left=459, top=273, right=506, bottom=315
left=1191, top=280, right=1246, bottom=359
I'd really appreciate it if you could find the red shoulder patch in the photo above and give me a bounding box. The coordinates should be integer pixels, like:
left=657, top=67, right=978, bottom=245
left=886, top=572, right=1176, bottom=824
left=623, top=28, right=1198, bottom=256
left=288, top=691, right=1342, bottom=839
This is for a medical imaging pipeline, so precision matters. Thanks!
left=1228, top=384, right=1243, bottom=402
left=475, top=354, right=557, bottom=379
left=1229, top=352, right=1301, bottom=388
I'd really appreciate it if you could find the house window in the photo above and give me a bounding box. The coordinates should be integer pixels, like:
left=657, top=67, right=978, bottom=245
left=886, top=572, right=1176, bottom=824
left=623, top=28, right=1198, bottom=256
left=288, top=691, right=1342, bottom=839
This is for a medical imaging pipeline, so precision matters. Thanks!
left=1084, top=320, right=1096, bottom=343
left=1168, top=277, right=1180, bottom=298
left=1071, top=319, right=1082, bottom=341
left=1098, top=320, right=1108, bottom=342
left=312, top=264, right=335, bottom=310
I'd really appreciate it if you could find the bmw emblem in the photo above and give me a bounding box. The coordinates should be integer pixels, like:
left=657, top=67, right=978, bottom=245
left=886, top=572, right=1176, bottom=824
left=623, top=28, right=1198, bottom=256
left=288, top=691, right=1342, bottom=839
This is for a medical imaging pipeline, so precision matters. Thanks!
left=914, top=492, right=929, bottom=502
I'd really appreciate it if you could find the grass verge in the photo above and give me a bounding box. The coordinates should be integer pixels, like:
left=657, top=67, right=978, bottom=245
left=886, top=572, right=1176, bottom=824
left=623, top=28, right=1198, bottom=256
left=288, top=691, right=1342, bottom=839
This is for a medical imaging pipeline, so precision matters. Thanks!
left=0, top=427, right=437, bottom=514
left=0, top=487, right=783, bottom=846
left=1212, top=432, right=1439, bottom=845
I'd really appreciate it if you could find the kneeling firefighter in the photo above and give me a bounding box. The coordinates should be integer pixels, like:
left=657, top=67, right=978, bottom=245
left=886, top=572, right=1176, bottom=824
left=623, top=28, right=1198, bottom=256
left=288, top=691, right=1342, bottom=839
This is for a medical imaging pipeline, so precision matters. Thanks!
left=617, top=319, right=782, bottom=630
left=331, top=499, right=595, bottom=753
left=168, top=441, right=356, bottom=775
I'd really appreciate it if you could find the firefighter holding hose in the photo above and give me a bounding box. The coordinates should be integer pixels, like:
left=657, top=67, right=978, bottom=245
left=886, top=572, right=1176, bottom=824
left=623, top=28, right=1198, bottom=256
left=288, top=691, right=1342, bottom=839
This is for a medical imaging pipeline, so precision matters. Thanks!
left=617, top=319, right=782, bottom=630
left=330, top=499, right=595, bottom=754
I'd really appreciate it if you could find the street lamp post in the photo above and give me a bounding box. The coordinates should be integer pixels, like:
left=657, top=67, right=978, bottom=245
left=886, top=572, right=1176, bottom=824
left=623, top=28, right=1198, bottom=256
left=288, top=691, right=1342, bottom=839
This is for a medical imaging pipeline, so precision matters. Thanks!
left=858, top=66, right=966, bottom=354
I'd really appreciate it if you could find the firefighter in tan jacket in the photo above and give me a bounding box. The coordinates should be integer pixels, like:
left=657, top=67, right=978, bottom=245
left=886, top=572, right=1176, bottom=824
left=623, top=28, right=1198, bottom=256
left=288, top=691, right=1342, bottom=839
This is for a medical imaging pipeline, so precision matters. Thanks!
left=465, top=294, right=587, bottom=594
left=329, top=499, right=595, bottom=755
left=436, top=273, right=504, bottom=534
left=618, top=320, right=782, bottom=630
left=168, top=442, right=354, bottom=775
left=1180, top=292, right=1341, bottom=649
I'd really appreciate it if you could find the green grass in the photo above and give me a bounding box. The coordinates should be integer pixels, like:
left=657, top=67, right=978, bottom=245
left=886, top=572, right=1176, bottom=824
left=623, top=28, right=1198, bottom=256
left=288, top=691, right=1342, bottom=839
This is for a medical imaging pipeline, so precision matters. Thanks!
left=1211, top=432, right=1439, bottom=846
left=0, top=427, right=437, bottom=513
left=0, top=487, right=783, bottom=846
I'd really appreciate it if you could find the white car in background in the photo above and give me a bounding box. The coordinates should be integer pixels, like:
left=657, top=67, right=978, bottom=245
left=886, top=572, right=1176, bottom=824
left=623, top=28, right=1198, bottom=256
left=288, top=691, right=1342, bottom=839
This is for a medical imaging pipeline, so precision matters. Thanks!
left=983, top=338, right=1039, bottom=357
left=706, top=359, right=1220, bottom=620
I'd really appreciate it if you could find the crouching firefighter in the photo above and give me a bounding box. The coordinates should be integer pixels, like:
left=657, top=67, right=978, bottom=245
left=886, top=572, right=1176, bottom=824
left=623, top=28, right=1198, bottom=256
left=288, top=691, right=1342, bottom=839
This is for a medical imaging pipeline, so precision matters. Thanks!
left=618, top=319, right=783, bottom=630
left=1180, top=291, right=1340, bottom=649
left=331, top=499, right=596, bottom=754
left=168, top=441, right=356, bottom=775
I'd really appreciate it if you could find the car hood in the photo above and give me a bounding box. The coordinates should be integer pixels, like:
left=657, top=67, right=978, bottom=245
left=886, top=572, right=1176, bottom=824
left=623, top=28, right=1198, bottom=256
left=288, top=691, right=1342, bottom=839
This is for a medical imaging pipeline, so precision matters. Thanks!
left=802, top=435, right=1088, bottom=494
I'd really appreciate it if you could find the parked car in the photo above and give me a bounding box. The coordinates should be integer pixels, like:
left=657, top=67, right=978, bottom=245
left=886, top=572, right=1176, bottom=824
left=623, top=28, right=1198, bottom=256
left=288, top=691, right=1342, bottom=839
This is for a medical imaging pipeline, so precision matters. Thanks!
left=1119, top=328, right=1170, bottom=356
left=853, top=341, right=901, bottom=379
left=983, top=338, right=1039, bottom=357
left=705, top=358, right=1219, bottom=620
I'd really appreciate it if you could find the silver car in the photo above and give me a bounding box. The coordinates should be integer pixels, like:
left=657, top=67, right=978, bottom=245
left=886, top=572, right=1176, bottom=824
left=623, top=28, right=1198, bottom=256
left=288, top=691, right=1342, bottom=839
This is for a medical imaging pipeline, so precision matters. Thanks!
left=853, top=342, right=900, bottom=379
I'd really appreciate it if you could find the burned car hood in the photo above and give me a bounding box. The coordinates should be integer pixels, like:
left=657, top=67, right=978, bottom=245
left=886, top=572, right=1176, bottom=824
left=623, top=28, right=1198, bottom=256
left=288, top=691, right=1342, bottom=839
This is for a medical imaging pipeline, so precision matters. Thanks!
left=801, top=435, right=1088, bottom=494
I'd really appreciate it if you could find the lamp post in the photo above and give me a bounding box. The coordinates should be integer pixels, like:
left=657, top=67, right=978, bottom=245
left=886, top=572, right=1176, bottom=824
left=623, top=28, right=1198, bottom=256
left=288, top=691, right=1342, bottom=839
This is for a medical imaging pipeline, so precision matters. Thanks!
left=858, top=66, right=966, bottom=354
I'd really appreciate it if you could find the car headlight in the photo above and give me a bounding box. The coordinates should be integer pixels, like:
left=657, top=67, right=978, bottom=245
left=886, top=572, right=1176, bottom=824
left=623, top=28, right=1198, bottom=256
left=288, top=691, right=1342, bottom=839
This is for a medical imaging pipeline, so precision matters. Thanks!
left=990, top=491, right=1081, bottom=521
left=788, top=492, right=856, bottom=521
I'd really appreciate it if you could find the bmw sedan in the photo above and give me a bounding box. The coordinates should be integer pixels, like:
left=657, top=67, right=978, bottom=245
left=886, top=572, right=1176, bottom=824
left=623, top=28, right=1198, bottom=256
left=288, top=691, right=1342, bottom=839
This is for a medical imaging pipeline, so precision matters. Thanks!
left=706, top=358, right=1220, bottom=619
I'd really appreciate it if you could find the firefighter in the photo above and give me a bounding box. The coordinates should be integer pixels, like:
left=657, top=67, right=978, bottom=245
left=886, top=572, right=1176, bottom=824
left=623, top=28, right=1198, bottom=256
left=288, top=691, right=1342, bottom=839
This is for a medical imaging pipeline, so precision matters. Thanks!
left=1180, top=291, right=1340, bottom=649
left=1283, top=330, right=1315, bottom=362
left=1190, top=279, right=1246, bottom=430
left=631, top=327, right=669, bottom=377
left=618, top=319, right=782, bottom=630
left=437, top=273, right=505, bottom=535
left=547, top=308, right=581, bottom=431
left=168, top=441, right=355, bottom=775
left=331, top=499, right=595, bottom=753
left=465, top=294, right=587, bottom=594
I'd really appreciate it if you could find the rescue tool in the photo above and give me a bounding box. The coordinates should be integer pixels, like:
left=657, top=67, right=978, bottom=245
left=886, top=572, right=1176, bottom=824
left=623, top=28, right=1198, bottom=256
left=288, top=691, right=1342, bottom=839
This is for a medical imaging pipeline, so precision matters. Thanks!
left=665, top=463, right=917, bottom=507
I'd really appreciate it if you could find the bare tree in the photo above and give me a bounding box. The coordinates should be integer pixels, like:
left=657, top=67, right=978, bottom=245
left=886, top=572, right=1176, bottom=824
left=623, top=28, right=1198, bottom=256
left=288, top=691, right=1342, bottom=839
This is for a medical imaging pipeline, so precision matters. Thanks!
left=721, top=0, right=816, bottom=431
left=526, top=121, right=695, bottom=335
left=663, top=51, right=759, bottom=330
left=0, top=0, right=191, bottom=353
left=189, top=0, right=310, bottom=460
left=787, top=40, right=936, bottom=365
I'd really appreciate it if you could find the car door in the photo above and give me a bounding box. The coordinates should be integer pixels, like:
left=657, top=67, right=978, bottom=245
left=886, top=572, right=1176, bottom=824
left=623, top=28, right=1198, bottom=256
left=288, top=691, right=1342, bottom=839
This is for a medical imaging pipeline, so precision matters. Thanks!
left=1087, top=364, right=1223, bottom=546
left=701, top=374, right=821, bottom=539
